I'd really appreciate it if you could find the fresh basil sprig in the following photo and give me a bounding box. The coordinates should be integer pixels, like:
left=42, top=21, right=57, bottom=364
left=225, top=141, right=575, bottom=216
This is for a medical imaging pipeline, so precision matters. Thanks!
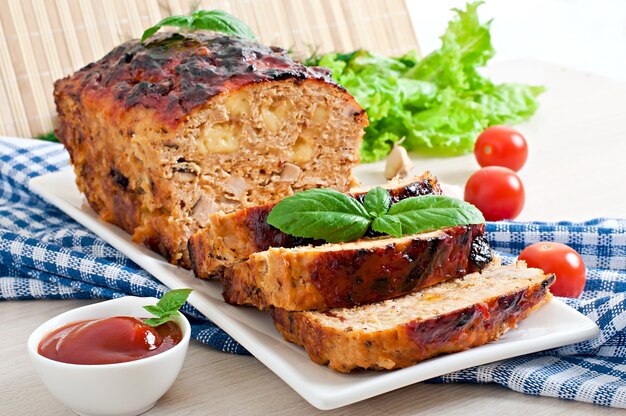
left=143, top=288, right=192, bottom=327
left=267, top=188, right=484, bottom=243
left=141, top=10, right=256, bottom=43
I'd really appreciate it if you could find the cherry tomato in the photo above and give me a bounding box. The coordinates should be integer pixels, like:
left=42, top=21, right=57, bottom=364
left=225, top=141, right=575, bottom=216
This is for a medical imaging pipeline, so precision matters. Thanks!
left=474, top=126, right=528, bottom=171
left=464, top=166, right=524, bottom=221
left=518, top=242, right=586, bottom=298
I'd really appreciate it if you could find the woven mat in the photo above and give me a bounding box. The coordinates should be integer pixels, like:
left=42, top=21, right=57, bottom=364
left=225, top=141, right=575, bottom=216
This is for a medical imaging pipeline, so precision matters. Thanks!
left=0, top=0, right=418, bottom=138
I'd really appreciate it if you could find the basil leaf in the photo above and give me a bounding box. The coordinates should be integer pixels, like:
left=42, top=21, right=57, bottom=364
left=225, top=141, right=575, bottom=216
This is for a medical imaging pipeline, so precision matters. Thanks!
left=385, top=195, right=485, bottom=235
left=371, top=215, right=403, bottom=237
left=142, top=288, right=192, bottom=327
left=144, top=313, right=179, bottom=328
left=141, top=26, right=161, bottom=42
left=154, top=288, right=192, bottom=314
left=268, top=190, right=484, bottom=243
left=141, top=16, right=193, bottom=42
left=142, top=305, right=164, bottom=316
left=154, top=15, right=192, bottom=28
left=267, top=188, right=371, bottom=243
left=362, top=187, right=391, bottom=218
left=141, top=10, right=255, bottom=43
left=190, top=10, right=256, bottom=41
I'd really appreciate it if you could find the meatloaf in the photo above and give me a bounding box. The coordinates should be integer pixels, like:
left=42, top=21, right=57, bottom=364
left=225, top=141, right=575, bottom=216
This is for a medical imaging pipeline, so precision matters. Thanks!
left=189, top=172, right=442, bottom=278
left=54, top=31, right=367, bottom=267
left=272, top=263, right=555, bottom=372
left=222, top=224, right=492, bottom=310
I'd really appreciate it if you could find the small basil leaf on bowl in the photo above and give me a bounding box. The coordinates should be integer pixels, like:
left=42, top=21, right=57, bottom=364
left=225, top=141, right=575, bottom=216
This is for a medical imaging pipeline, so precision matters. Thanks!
left=143, top=288, right=192, bottom=327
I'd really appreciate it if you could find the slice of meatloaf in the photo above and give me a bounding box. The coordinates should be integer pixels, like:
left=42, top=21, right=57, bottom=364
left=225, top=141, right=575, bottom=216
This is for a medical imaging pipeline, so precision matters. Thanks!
left=54, top=32, right=367, bottom=267
left=272, top=263, right=555, bottom=372
left=221, top=224, right=492, bottom=310
left=189, top=172, right=442, bottom=279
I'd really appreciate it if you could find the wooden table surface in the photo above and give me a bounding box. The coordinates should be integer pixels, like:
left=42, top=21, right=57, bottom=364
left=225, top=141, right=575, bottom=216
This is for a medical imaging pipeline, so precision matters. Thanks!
left=2, top=60, right=626, bottom=415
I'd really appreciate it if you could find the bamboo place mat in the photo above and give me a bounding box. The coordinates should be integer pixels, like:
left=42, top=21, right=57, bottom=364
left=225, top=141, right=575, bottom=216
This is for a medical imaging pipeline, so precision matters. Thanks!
left=0, top=0, right=419, bottom=139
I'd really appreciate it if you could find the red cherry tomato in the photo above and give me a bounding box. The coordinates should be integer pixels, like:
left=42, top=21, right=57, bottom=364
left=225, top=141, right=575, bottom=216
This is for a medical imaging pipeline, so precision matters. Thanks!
left=464, top=166, right=525, bottom=221
left=474, top=126, right=528, bottom=171
left=518, top=242, right=586, bottom=298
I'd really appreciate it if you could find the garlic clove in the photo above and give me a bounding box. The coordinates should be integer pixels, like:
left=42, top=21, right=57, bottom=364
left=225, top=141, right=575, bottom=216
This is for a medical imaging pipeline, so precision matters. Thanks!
left=384, top=142, right=413, bottom=180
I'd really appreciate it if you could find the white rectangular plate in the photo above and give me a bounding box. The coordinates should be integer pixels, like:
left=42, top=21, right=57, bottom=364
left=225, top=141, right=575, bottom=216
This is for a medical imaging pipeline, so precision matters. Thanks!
left=29, top=169, right=599, bottom=410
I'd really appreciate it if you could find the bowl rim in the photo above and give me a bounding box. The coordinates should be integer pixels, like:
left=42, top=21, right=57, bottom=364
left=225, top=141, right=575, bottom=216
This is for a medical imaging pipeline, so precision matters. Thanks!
left=27, top=295, right=192, bottom=369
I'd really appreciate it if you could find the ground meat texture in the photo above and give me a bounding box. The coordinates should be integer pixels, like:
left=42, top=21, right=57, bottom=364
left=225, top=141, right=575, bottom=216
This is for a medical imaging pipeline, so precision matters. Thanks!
left=188, top=172, right=442, bottom=279
left=54, top=32, right=367, bottom=267
left=272, top=263, right=555, bottom=372
left=221, top=224, right=490, bottom=311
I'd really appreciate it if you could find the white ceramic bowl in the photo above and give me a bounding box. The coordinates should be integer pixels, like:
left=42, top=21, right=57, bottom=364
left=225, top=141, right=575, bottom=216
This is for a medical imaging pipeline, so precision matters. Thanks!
left=27, top=296, right=191, bottom=416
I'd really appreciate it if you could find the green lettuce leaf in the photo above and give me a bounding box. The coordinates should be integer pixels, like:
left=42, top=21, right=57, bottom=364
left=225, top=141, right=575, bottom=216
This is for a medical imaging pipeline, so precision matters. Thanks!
left=304, top=1, right=543, bottom=161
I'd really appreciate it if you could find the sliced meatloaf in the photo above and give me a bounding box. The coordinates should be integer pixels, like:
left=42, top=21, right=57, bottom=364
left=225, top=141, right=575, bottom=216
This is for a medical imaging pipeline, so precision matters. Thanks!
left=54, top=31, right=367, bottom=267
left=222, top=224, right=492, bottom=310
left=189, top=172, right=442, bottom=278
left=272, top=263, right=555, bottom=372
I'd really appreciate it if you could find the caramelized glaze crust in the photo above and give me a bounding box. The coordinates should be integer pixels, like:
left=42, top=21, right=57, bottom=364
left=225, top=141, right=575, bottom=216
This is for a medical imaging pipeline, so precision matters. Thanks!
left=222, top=224, right=492, bottom=310
left=56, top=32, right=339, bottom=129
left=272, top=264, right=554, bottom=372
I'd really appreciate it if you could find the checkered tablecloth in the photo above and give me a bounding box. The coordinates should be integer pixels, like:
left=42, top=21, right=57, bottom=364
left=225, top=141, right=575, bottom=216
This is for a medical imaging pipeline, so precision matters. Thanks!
left=1, top=137, right=624, bottom=408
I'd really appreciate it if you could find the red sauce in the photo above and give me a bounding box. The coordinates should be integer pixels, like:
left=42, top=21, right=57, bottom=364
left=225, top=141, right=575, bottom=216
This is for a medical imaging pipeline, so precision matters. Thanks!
left=38, top=316, right=182, bottom=365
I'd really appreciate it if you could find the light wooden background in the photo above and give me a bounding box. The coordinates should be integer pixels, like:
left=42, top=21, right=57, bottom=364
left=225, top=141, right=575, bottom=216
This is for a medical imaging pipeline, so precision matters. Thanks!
left=0, top=0, right=419, bottom=138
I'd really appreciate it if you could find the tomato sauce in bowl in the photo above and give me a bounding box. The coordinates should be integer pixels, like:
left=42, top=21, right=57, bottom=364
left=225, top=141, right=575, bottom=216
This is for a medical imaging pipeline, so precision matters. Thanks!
left=38, top=316, right=182, bottom=365
left=28, top=296, right=191, bottom=416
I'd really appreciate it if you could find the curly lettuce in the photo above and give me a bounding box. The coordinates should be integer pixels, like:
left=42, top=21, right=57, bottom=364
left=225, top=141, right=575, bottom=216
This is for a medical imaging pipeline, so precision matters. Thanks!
left=305, top=2, right=544, bottom=162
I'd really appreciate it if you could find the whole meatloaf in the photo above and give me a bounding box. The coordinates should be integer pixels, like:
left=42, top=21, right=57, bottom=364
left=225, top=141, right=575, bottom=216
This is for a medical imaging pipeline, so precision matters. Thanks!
left=189, top=172, right=442, bottom=278
left=222, top=224, right=493, bottom=310
left=54, top=32, right=368, bottom=267
left=272, top=263, right=555, bottom=372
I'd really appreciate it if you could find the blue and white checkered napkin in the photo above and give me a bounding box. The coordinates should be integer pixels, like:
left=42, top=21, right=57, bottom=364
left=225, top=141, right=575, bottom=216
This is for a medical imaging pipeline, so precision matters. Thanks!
left=1, top=137, right=624, bottom=408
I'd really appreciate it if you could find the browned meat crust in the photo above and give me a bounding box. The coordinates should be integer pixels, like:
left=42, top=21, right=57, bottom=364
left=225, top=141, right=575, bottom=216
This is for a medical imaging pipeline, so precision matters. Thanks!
left=189, top=173, right=443, bottom=279
left=55, top=32, right=342, bottom=129
left=54, top=32, right=367, bottom=267
left=222, top=224, right=492, bottom=310
left=272, top=264, right=555, bottom=372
